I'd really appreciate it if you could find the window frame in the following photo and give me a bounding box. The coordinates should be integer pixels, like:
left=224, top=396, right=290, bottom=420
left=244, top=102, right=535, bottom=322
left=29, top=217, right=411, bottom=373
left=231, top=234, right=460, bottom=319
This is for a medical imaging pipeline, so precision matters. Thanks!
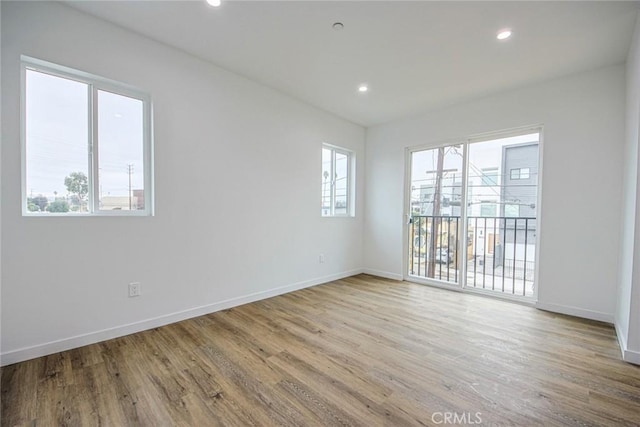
left=21, top=56, right=154, bottom=216
left=509, top=167, right=530, bottom=181
left=321, top=143, right=354, bottom=217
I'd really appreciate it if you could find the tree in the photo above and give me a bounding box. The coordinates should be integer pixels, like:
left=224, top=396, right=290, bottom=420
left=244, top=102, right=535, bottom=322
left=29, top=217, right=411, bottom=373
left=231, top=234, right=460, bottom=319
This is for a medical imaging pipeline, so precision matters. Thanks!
left=46, top=199, right=70, bottom=213
left=64, top=172, right=88, bottom=212
left=28, top=194, right=48, bottom=212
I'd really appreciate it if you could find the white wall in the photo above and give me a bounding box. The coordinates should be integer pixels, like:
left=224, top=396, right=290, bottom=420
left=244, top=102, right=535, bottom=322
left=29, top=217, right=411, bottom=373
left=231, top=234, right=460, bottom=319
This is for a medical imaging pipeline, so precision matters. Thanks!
left=0, top=0, right=3, bottom=362
left=1, top=1, right=365, bottom=365
left=365, top=65, right=625, bottom=322
left=617, top=12, right=640, bottom=364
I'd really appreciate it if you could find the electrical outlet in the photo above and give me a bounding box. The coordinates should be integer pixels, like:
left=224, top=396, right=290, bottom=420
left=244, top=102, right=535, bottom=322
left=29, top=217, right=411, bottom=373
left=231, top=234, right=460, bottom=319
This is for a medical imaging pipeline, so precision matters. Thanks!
left=319, top=254, right=325, bottom=263
left=129, top=282, right=141, bottom=297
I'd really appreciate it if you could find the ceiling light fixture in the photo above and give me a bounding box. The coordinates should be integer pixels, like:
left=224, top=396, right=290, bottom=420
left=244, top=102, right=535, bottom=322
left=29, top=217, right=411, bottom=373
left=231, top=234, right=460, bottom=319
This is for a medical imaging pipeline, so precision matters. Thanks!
left=206, top=0, right=221, bottom=7
left=497, top=29, right=512, bottom=40
left=358, top=84, right=368, bottom=93
left=332, top=22, right=344, bottom=31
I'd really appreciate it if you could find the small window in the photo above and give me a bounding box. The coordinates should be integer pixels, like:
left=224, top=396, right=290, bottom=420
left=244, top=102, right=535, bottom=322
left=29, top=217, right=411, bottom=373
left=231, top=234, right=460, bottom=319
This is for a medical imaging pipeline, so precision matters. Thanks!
left=22, top=57, right=152, bottom=215
left=321, top=144, right=353, bottom=217
left=504, top=204, right=520, bottom=217
left=509, top=167, right=530, bottom=180
left=480, top=202, right=497, bottom=217
left=481, top=168, right=498, bottom=186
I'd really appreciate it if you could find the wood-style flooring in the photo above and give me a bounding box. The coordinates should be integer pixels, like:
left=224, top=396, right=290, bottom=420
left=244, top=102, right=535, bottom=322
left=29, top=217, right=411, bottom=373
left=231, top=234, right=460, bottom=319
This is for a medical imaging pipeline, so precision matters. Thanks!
left=2, top=274, right=640, bottom=426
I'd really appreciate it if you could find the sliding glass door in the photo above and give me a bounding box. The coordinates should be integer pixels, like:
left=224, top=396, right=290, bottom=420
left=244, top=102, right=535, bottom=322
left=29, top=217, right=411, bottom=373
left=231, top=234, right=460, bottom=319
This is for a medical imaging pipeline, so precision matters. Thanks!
left=406, top=129, right=541, bottom=300
left=408, top=145, right=464, bottom=285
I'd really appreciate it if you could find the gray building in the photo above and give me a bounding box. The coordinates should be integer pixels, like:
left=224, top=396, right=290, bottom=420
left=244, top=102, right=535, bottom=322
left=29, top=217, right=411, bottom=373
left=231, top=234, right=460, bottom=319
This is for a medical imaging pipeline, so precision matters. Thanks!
left=501, top=143, right=539, bottom=219
left=497, top=143, right=539, bottom=264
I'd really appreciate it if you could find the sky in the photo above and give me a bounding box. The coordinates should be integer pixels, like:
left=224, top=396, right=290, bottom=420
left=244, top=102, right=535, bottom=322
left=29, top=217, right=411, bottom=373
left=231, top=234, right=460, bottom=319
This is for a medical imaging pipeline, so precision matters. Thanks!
left=25, top=69, right=144, bottom=201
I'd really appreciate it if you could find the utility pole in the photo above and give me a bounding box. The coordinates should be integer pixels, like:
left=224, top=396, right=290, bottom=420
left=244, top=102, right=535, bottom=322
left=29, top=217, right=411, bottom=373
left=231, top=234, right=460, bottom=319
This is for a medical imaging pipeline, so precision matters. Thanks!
left=127, top=164, right=133, bottom=210
left=428, top=147, right=445, bottom=278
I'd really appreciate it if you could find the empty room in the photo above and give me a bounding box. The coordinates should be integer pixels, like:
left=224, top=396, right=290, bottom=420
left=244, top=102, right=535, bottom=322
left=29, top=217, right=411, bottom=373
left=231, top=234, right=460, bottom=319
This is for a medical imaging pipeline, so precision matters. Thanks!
left=2, top=0, right=640, bottom=425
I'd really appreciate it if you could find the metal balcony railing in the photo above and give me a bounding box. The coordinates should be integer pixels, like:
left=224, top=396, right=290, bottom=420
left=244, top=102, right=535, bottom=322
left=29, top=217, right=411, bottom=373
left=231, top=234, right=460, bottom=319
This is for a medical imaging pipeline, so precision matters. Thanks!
left=409, top=215, right=536, bottom=297
left=409, top=216, right=460, bottom=283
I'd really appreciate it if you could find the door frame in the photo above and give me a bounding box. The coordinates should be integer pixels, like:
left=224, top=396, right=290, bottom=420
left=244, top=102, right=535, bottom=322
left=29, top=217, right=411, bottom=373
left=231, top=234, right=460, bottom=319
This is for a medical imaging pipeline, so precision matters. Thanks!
left=402, top=125, right=544, bottom=304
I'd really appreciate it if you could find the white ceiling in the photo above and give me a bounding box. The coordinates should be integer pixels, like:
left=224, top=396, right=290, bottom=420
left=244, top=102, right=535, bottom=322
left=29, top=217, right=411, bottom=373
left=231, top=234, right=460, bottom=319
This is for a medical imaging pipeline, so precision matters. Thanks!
left=67, top=1, right=639, bottom=126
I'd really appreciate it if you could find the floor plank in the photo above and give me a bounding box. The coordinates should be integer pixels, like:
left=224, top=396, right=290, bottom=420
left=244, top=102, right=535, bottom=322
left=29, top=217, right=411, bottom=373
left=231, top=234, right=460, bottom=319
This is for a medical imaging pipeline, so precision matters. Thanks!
left=3, top=274, right=640, bottom=426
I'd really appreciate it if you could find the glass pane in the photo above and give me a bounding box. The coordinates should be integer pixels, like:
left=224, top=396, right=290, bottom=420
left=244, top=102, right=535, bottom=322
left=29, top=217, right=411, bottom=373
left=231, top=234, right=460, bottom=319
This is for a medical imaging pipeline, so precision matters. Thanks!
left=480, top=203, right=497, bottom=217
left=504, top=204, right=520, bottom=217
left=25, top=70, right=88, bottom=213
left=97, top=90, right=144, bottom=211
left=466, top=132, right=539, bottom=297
left=408, top=145, right=463, bottom=284
left=321, top=148, right=332, bottom=216
left=481, top=168, right=498, bottom=186
left=334, top=152, right=348, bottom=215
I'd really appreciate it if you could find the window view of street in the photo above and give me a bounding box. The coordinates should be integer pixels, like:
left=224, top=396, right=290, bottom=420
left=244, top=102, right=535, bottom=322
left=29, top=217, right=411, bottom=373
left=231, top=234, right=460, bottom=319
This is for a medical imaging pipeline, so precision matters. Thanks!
left=409, top=132, right=540, bottom=297
left=25, top=69, right=89, bottom=213
left=409, top=144, right=463, bottom=284
left=24, top=67, right=147, bottom=214
left=321, top=145, right=351, bottom=216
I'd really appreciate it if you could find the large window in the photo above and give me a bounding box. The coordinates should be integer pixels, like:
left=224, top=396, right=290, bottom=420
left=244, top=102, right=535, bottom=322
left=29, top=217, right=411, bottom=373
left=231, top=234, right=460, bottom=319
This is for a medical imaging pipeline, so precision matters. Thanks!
left=321, top=144, right=353, bottom=217
left=22, top=57, right=152, bottom=215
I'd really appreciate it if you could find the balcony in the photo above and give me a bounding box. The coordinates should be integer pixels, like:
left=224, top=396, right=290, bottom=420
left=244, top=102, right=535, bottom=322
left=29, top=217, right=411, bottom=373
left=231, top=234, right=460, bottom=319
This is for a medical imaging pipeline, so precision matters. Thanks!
left=409, top=215, right=536, bottom=297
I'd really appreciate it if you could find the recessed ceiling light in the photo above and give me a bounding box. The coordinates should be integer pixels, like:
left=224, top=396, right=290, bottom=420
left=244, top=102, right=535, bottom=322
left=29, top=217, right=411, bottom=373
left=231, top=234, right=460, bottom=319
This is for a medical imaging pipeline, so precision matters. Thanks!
left=332, top=22, right=344, bottom=31
left=497, top=29, right=512, bottom=40
left=358, top=84, right=368, bottom=93
left=206, top=0, right=221, bottom=7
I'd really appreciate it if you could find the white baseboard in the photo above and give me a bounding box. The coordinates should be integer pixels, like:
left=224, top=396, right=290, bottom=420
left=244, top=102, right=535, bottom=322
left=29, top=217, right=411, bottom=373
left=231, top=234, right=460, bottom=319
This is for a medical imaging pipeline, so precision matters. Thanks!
left=535, top=301, right=614, bottom=324
left=623, top=348, right=640, bottom=365
left=362, top=268, right=403, bottom=281
left=0, top=269, right=363, bottom=366
left=615, top=322, right=640, bottom=365
left=615, top=322, right=628, bottom=358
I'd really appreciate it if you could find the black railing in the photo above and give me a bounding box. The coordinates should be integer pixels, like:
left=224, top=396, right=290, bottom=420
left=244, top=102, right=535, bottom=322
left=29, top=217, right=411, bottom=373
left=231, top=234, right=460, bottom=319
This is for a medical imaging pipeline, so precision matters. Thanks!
left=409, top=215, right=536, bottom=296
left=409, top=216, right=460, bottom=283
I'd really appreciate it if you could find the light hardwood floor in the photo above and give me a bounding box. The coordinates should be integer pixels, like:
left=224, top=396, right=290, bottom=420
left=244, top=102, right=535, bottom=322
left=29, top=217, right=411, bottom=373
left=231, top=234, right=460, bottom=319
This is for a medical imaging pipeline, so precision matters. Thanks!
left=2, top=274, right=640, bottom=426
